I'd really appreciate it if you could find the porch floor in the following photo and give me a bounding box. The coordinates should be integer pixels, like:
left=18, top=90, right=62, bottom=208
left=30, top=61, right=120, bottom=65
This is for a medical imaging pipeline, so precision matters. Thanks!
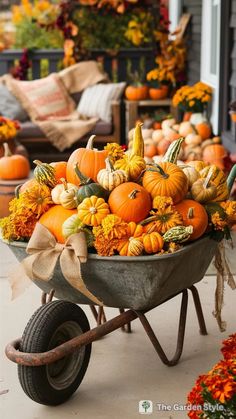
left=0, top=235, right=235, bottom=419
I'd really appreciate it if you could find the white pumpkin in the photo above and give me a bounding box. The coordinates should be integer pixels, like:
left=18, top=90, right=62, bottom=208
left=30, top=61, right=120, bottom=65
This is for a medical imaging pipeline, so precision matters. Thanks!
left=97, top=158, right=128, bottom=191
left=185, top=133, right=202, bottom=146
left=51, top=181, right=78, bottom=204
left=179, top=121, right=196, bottom=137
left=152, top=129, right=164, bottom=144
left=161, top=118, right=176, bottom=131
left=189, top=112, right=207, bottom=126
left=142, top=128, right=154, bottom=140
left=179, top=165, right=200, bottom=188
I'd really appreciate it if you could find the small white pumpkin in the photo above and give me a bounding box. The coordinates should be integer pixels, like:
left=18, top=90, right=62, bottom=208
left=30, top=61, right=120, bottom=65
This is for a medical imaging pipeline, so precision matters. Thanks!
left=189, top=112, right=207, bottom=126
left=161, top=118, right=176, bottom=130
left=51, top=180, right=78, bottom=204
left=60, top=188, right=78, bottom=209
left=179, top=121, right=196, bottom=137
left=180, top=165, right=200, bottom=188
left=185, top=133, right=202, bottom=146
left=152, top=129, right=164, bottom=144
left=97, top=158, right=128, bottom=191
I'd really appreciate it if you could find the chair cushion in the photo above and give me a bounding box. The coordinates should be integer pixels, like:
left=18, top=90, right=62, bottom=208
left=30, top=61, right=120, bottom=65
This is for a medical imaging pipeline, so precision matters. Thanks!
left=17, top=119, right=113, bottom=138
left=77, top=82, right=126, bottom=123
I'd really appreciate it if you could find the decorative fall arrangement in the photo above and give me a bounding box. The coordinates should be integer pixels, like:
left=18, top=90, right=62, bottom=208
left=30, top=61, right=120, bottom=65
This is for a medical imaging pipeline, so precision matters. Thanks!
left=0, top=123, right=235, bottom=329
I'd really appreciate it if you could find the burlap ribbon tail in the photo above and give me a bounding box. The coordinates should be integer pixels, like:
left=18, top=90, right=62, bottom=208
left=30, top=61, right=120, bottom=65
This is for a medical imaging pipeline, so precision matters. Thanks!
left=213, top=240, right=236, bottom=332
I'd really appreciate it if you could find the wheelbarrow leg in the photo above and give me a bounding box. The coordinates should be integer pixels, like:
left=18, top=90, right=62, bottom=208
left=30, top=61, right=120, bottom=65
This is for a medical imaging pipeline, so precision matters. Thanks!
left=89, top=305, right=107, bottom=326
left=41, top=289, right=55, bottom=305
left=189, top=286, right=208, bottom=335
left=134, top=289, right=188, bottom=366
left=119, top=309, right=132, bottom=333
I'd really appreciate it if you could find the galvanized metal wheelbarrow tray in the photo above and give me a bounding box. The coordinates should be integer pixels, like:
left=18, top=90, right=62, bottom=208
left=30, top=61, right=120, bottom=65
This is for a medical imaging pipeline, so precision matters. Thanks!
left=5, top=236, right=219, bottom=406
left=9, top=235, right=217, bottom=310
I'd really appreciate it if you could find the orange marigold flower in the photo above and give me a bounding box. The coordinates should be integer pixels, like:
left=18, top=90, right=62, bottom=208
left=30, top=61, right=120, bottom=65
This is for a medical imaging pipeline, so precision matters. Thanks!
left=211, top=211, right=227, bottom=231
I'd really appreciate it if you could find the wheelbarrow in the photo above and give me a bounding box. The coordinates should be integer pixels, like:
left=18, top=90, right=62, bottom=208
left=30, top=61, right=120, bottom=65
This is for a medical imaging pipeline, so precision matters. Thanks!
left=4, top=235, right=219, bottom=406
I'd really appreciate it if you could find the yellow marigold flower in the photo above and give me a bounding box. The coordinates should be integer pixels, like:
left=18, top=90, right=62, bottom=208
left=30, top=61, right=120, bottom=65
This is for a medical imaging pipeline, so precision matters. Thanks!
left=100, top=214, right=128, bottom=239
left=189, top=100, right=195, bottom=107
left=104, top=143, right=124, bottom=162
left=152, top=196, right=173, bottom=210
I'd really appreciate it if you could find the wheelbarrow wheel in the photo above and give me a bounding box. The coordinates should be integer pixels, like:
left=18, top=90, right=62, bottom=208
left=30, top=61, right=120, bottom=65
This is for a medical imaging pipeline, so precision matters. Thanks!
left=18, top=300, right=91, bottom=406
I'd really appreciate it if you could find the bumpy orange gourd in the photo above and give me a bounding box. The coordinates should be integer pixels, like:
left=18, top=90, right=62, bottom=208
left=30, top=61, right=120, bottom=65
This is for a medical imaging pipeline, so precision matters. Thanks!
left=66, top=135, right=108, bottom=185
left=142, top=162, right=188, bottom=203
left=175, top=199, right=208, bottom=240
left=39, top=205, right=77, bottom=243
left=108, top=182, right=152, bottom=223
left=118, top=222, right=144, bottom=256
left=142, top=232, right=164, bottom=254
left=77, top=195, right=110, bottom=226
left=0, top=142, right=30, bottom=180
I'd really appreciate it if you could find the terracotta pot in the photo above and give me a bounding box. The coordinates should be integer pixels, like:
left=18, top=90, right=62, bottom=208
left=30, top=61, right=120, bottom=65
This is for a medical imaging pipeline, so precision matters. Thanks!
left=183, top=112, right=192, bottom=122
left=230, top=111, right=236, bottom=123
left=149, top=86, right=168, bottom=100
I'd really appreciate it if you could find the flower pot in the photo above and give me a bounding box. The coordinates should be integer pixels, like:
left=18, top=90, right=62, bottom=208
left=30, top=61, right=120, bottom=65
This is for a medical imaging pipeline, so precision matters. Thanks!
left=183, top=112, right=192, bottom=122
left=149, top=86, right=168, bottom=100
left=230, top=110, right=236, bottom=123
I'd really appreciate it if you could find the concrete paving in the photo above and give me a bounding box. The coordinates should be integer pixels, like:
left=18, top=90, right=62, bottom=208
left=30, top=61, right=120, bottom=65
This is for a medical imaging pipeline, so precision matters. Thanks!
left=0, top=236, right=236, bottom=419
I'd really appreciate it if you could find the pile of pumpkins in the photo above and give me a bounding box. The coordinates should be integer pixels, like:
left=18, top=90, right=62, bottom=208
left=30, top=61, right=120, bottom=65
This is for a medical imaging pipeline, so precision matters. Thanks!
left=128, top=114, right=228, bottom=170
left=16, top=124, right=234, bottom=256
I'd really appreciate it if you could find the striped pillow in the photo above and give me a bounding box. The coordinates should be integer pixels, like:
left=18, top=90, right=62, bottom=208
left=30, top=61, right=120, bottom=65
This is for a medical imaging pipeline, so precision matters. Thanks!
left=77, top=82, right=126, bottom=123
left=7, top=74, right=75, bottom=121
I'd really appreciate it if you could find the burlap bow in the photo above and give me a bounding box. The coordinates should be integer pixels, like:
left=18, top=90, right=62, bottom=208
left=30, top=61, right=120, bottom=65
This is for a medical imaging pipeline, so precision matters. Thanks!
left=20, top=223, right=103, bottom=306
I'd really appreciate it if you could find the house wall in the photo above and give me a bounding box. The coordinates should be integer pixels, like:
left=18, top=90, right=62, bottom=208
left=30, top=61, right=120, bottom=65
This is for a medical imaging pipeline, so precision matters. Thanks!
left=183, top=0, right=202, bottom=85
left=220, top=0, right=236, bottom=152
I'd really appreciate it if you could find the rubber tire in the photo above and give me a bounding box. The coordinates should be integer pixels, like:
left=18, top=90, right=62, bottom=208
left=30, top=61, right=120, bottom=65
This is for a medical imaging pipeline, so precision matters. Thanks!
left=18, top=300, right=91, bottom=406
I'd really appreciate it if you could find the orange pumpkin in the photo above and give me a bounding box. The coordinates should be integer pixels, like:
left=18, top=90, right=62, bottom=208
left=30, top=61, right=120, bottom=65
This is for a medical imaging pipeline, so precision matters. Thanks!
left=118, top=222, right=144, bottom=256
left=175, top=199, right=208, bottom=240
left=17, top=178, right=39, bottom=194
left=0, top=142, right=30, bottom=180
left=195, top=122, right=212, bottom=140
left=50, top=161, right=67, bottom=183
left=144, top=141, right=157, bottom=158
left=149, top=87, right=167, bottom=100
left=142, top=232, right=164, bottom=254
left=39, top=205, right=77, bottom=243
left=202, top=144, right=227, bottom=169
left=66, top=135, right=108, bottom=185
left=125, top=85, right=149, bottom=101
left=108, top=182, right=152, bottom=223
left=142, top=162, right=188, bottom=203
left=156, top=138, right=171, bottom=155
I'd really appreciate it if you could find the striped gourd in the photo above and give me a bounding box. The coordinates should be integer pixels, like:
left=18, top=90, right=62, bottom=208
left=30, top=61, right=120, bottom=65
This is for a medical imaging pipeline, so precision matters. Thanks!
left=33, top=160, right=57, bottom=188
left=200, top=165, right=226, bottom=187
left=200, top=165, right=229, bottom=201
left=162, top=137, right=184, bottom=164
left=163, top=225, right=193, bottom=243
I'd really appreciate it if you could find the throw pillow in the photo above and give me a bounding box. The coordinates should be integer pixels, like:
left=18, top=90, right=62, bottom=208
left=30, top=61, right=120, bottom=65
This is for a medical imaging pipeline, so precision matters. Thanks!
left=7, top=74, right=75, bottom=121
left=0, top=85, right=28, bottom=122
left=77, top=82, right=126, bottom=123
